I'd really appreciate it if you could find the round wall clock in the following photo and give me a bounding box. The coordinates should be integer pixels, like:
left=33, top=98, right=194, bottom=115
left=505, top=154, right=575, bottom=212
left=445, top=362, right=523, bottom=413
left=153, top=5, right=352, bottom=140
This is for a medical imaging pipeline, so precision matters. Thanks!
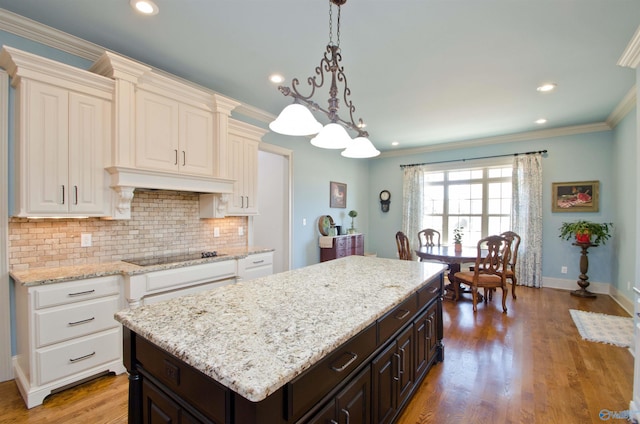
left=379, top=190, right=391, bottom=212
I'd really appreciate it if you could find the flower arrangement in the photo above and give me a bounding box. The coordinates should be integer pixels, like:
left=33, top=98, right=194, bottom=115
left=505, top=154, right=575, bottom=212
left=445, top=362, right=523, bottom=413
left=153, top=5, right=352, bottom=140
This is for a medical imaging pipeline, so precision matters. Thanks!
left=348, top=210, right=358, bottom=233
left=453, top=227, right=463, bottom=244
left=559, top=220, right=612, bottom=245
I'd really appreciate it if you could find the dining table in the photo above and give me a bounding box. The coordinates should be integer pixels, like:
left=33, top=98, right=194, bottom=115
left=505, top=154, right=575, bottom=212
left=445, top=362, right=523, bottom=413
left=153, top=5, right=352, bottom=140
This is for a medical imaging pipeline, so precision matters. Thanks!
left=415, top=245, right=487, bottom=300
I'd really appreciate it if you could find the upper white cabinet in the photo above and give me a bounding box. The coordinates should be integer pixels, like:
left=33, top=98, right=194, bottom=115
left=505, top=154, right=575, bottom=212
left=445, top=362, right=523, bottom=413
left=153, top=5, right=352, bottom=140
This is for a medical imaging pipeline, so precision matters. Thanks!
left=135, top=88, right=214, bottom=177
left=226, top=119, right=267, bottom=215
left=0, top=47, right=113, bottom=217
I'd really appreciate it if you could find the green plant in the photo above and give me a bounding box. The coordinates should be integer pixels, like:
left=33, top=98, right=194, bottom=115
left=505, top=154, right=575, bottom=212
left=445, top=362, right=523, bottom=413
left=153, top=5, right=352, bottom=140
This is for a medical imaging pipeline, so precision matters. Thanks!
left=558, top=220, right=613, bottom=245
left=348, top=210, right=358, bottom=229
left=453, top=227, right=463, bottom=244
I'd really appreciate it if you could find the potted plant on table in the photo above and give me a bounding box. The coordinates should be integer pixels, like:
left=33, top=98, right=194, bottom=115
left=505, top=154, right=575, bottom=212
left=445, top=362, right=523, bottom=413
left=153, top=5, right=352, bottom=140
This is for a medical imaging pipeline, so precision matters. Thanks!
left=348, top=210, right=358, bottom=234
left=453, top=226, right=463, bottom=252
left=559, top=220, right=613, bottom=245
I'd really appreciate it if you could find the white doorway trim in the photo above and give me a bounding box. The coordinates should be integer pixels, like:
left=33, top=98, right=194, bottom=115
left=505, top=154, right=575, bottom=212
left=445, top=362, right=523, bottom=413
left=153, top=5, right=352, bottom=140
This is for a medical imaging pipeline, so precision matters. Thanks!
left=0, top=69, right=12, bottom=381
left=251, top=142, right=293, bottom=272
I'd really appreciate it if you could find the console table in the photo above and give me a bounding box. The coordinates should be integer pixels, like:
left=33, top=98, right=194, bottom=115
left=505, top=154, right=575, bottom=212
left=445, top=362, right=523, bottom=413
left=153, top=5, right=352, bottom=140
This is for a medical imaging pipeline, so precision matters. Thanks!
left=320, top=233, right=364, bottom=262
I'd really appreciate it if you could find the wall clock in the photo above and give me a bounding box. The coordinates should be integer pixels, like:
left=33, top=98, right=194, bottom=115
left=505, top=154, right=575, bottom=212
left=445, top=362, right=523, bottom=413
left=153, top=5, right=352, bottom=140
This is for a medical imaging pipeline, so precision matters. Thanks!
left=379, top=190, right=391, bottom=212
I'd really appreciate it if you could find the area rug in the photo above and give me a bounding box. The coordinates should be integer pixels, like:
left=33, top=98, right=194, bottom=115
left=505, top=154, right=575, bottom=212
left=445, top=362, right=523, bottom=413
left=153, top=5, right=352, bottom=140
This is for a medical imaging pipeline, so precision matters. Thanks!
left=569, top=309, right=633, bottom=348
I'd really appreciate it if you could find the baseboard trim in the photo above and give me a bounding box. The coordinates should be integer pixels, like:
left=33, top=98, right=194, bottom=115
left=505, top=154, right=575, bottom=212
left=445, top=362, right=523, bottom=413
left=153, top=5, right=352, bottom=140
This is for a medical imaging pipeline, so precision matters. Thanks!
left=542, top=277, right=633, bottom=316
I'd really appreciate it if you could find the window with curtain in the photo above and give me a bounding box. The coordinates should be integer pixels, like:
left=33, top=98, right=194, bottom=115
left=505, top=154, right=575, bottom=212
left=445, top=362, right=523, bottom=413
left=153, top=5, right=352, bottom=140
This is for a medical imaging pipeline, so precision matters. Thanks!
left=421, top=161, right=512, bottom=245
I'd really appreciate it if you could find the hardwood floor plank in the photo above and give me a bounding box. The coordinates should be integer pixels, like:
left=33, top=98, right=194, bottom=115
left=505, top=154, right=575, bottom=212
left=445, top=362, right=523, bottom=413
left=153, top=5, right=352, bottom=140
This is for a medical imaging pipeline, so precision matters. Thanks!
left=0, top=286, right=633, bottom=423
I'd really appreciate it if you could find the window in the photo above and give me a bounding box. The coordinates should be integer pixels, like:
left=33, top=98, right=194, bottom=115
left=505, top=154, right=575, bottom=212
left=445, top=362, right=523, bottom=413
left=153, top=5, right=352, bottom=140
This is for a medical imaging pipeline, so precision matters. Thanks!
left=421, top=162, right=512, bottom=245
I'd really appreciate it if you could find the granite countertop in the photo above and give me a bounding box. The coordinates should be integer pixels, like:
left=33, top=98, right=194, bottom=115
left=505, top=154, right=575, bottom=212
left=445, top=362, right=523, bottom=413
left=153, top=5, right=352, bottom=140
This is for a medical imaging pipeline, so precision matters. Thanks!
left=10, top=246, right=274, bottom=287
left=114, top=255, right=446, bottom=402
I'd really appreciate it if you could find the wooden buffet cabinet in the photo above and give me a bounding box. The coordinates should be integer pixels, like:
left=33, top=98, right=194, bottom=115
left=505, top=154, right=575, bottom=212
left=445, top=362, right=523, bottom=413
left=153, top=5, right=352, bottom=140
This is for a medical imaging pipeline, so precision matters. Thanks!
left=320, top=234, right=364, bottom=262
left=118, top=258, right=444, bottom=424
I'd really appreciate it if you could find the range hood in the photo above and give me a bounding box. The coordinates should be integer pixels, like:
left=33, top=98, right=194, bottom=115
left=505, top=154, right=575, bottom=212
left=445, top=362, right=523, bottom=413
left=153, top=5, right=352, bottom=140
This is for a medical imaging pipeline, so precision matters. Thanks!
left=108, top=166, right=234, bottom=219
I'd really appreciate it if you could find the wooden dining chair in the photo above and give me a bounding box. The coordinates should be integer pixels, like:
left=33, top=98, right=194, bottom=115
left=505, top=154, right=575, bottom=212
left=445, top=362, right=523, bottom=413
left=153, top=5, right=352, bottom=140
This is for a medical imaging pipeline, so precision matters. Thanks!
left=500, top=231, right=521, bottom=299
left=417, top=228, right=441, bottom=247
left=452, top=235, right=512, bottom=312
left=396, top=231, right=412, bottom=261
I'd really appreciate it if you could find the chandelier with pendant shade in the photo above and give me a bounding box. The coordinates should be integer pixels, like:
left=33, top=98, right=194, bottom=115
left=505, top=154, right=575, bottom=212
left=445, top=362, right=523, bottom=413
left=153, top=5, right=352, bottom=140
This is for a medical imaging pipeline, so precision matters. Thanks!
left=269, top=0, right=380, bottom=158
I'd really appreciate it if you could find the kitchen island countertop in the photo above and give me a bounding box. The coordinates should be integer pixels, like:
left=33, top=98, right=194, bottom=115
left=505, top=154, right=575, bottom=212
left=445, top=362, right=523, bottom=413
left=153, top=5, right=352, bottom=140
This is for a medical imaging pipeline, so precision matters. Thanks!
left=10, top=246, right=274, bottom=286
left=115, top=255, right=446, bottom=402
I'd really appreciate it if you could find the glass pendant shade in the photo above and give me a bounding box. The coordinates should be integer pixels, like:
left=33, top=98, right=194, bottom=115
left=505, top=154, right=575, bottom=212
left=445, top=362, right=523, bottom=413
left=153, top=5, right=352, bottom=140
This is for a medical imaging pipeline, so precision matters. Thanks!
left=269, top=103, right=323, bottom=136
left=341, top=136, right=380, bottom=158
left=310, top=123, right=352, bottom=149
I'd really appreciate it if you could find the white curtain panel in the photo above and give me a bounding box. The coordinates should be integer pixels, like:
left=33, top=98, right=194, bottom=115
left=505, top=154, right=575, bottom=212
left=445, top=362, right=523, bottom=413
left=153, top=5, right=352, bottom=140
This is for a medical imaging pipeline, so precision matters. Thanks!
left=402, top=165, right=428, bottom=256
left=512, top=153, right=543, bottom=287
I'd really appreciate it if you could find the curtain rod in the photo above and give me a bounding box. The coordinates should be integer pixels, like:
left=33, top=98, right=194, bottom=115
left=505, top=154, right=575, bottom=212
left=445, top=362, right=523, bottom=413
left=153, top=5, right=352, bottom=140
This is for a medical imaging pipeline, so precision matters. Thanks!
left=399, top=149, right=548, bottom=169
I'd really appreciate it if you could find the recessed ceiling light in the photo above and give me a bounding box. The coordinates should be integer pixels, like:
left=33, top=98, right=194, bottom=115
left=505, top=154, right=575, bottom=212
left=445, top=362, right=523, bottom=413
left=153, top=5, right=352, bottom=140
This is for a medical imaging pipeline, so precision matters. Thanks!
left=536, top=83, right=557, bottom=92
left=130, top=0, right=159, bottom=15
left=269, top=74, right=285, bottom=84
left=535, top=118, right=547, bottom=124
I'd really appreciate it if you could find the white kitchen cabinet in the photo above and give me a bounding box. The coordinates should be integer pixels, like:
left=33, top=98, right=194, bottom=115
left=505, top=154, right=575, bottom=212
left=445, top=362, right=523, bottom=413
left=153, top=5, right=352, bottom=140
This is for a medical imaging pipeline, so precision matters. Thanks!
left=135, top=89, right=214, bottom=177
left=0, top=46, right=113, bottom=217
left=13, top=276, right=126, bottom=408
left=226, top=119, right=267, bottom=215
left=237, top=251, right=274, bottom=281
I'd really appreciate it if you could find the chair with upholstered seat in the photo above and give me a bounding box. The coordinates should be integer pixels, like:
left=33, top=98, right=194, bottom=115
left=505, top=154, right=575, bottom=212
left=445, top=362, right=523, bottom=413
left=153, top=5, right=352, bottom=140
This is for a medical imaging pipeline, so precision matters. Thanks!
left=500, top=231, right=521, bottom=299
left=396, top=231, right=412, bottom=261
left=417, top=228, right=441, bottom=247
left=452, top=235, right=512, bottom=313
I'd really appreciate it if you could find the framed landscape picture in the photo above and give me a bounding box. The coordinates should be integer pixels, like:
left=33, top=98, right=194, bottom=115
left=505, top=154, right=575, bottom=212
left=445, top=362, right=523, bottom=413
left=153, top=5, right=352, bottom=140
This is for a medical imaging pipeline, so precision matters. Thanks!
left=552, top=181, right=599, bottom=213
left=330, top=181, right=347, bottom=208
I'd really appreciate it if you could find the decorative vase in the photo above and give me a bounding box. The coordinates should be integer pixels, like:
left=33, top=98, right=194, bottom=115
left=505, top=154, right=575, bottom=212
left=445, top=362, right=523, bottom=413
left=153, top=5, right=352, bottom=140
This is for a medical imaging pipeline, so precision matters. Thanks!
left=454, top=243, right=462, bottom=253
left=576, top=232, right=590, bottom=243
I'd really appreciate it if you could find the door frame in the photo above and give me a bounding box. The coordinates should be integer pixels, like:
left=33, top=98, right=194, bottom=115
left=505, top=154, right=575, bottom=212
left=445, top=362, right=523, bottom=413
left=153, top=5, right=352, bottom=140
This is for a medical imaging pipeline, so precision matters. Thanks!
left=249, top=142, right=293, bottom=272
left=1, top=69, right=12, bottom=381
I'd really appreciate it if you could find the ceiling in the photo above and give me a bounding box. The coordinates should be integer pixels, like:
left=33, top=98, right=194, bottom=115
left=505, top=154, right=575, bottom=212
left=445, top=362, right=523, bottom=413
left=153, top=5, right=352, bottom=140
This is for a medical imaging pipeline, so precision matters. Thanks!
left=0, top=0, right=638, bottom=153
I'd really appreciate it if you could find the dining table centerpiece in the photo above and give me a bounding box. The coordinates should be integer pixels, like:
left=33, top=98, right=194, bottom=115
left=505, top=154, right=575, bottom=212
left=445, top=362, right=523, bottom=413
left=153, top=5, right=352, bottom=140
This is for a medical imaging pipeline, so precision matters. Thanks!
left=453, top=226, right=464, bottom=252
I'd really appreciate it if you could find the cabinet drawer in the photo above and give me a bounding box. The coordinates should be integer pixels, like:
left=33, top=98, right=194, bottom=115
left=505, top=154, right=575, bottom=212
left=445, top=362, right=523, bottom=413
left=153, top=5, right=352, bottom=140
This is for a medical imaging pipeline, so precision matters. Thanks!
left=35, top=296, right=120, bottom=348
left=36, top=328, right=121, bottom=385
left=377, top=294, right=418, bottom=344
left=145, top=260, right=236, bottom=293
left=288, top=323, right=376, bottom=421
left=417, top=275, right=441, bottom=310
left=137, top=336, right=228, bottom=424
left=239, top=252, right=273, bottom=271
left=34, top=276, right=120, bottom=309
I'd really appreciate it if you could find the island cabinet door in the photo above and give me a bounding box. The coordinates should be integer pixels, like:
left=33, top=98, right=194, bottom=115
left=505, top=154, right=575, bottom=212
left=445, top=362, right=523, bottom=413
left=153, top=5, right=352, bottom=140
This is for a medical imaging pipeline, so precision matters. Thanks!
left=142, top=379, right=201, bottom=424
left=372, top=324, right=415, bottom=424
left=306, top=366, right=371, bottom=424
left=414, top=300, right=438, bottom=381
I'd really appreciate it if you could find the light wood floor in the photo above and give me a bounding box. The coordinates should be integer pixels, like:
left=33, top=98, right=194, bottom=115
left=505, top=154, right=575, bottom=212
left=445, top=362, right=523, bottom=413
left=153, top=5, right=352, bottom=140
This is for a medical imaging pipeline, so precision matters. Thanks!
left=0, top=286, right=633, bottom=424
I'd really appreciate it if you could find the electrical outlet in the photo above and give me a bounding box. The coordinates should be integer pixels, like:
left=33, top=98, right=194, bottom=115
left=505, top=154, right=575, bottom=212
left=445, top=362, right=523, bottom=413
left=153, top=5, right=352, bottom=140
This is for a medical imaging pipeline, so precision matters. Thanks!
left=213, top=227, right=220, bottom=237
left=303, top=218, right=307, bottom=226
left=628, top=281, right=632, bottom=291
left=561, top=266, right=567, bottom=274
left=80, top=233, right=92, bottom=247
left=238, top=226, right=244, bottom=236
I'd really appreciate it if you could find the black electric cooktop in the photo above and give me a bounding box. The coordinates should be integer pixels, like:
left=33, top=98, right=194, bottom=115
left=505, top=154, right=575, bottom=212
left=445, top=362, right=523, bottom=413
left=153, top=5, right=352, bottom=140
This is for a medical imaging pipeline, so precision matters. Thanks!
left=123, top=251, right=223, bottom=267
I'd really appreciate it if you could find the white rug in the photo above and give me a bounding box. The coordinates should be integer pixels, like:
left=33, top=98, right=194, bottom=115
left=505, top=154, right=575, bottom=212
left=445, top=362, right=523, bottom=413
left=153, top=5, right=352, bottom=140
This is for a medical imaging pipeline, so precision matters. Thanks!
left=569, top=309, right=634, bottom=348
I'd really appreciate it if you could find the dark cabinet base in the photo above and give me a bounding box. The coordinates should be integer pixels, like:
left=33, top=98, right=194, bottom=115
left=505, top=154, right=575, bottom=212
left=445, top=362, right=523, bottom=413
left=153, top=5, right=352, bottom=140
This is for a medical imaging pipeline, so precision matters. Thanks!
left=320, top=234, right=364, bottom=262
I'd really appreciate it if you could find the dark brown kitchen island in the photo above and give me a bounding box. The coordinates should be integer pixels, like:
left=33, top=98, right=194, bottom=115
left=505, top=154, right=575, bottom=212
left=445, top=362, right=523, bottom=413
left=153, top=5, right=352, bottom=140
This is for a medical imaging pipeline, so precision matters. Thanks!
left=115, top=256, right=446, bottom=423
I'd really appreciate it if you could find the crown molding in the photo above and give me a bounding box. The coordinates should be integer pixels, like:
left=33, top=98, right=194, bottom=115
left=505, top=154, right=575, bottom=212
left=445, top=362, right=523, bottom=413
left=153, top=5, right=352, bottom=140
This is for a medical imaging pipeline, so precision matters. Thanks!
left=618, top=25, right=640, bottom=69
left=607, top=85, right=636, bottom=128
left=378, top=122, right=611, bottom=159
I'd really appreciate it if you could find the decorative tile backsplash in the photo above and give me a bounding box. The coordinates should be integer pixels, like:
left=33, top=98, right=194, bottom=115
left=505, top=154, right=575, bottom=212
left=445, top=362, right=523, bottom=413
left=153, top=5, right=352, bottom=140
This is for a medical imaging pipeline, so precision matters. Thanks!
left=8, top=190, right=247, bottom=271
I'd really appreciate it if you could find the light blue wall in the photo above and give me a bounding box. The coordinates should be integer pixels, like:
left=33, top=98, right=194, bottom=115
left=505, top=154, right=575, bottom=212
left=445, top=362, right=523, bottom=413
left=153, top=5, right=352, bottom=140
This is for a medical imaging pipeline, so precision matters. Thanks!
left=368, top=131, right=617, bottom=286
left=613, top=107, right=637, bottom=299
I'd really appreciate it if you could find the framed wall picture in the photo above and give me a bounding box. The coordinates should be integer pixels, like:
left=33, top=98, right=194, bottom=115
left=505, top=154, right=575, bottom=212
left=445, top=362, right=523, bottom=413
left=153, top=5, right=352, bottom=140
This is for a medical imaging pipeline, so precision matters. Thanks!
left=330, top=181, right=347, bottom=208
left=552, top=180, right=599, bottom=212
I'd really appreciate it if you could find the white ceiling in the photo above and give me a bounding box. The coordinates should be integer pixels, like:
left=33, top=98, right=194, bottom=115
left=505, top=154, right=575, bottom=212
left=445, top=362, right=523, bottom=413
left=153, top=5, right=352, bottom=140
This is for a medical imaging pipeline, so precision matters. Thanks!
left=0, top=0, right=638, bottom=153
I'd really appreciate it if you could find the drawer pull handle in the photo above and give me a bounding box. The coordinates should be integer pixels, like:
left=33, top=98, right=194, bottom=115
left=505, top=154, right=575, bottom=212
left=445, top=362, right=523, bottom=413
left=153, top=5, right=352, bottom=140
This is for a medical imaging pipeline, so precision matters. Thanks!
left=69, top=351, right=95, bottom=363
left=341, top=409, right=351, bottom=424
left=68, top=289, right=95, bottom=297
left=331, top=351, right=358, bottom=372
left=252, top=260, right=265, bottom=264
left=395, top=309, right=411, bottom=320
left=68, top=317, right=95, bottom=326
left=429, top=285, right=439, bottom=294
